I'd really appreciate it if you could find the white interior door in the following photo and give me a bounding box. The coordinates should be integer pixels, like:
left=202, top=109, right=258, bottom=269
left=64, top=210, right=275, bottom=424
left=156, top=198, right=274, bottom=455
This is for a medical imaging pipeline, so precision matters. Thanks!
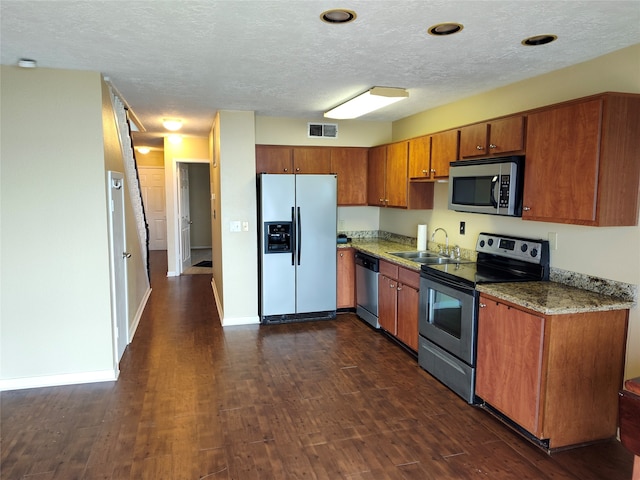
left=138, top=167, right=167, bottom=250
left=177, top=163, right=192, bottom=272
left=108, top=171, right=129, bottom=364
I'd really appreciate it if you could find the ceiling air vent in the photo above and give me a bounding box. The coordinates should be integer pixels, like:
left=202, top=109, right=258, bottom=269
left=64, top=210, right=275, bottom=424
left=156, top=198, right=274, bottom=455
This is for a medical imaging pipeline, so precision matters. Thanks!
left=308, top=123, right=338, bottom=138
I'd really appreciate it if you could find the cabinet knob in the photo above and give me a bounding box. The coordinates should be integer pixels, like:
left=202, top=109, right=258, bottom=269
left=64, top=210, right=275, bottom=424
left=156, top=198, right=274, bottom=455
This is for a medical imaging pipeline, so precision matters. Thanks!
left=390, top=283, right=396, bottom=288
left=379, top=198, right=384, bottom=203
left=422, top=169, right=428, bottom=174
left=283, top=168, right=288, bottom=172
left=479, top=303, right=487, bottom=308
left=489, top=144, right=497, bottom=149
left=397, top=286, right=402, bottom=291
left=296, top=167, right=300, bottom=172
left=430, top=169, right=436, bottom=173
left=476, top=145, right=483, bottom=150
left=339, top=252, right=344, bottom=257
left=523, top=206, right=531, bottom=211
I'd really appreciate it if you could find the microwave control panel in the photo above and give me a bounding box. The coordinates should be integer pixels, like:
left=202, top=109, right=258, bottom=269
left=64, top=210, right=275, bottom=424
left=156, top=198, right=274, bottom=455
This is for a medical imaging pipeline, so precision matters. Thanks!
left=499, top=175, right=510, bottom=207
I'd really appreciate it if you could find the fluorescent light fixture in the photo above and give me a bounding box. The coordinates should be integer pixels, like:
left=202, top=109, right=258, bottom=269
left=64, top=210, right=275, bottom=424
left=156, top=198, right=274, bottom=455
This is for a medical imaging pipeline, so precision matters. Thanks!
left=324, top=87, right=409, bottom=119
left=136, top=147, right=150, bottom=154
left=162, top=118, right=182, bottom=131
left=167, top=134, right=183, bottom=144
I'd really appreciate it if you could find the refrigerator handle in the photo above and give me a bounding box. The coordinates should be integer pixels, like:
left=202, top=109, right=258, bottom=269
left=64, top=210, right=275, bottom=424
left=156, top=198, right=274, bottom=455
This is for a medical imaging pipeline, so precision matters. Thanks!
left=297, top=206, right=302, bottom=266
left=291, top=206, right=296, bottom=266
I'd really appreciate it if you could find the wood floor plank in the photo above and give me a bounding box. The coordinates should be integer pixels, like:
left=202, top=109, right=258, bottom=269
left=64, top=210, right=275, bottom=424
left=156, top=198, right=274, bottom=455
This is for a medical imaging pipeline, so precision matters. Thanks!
left=0, top=251, right=633, bottom=479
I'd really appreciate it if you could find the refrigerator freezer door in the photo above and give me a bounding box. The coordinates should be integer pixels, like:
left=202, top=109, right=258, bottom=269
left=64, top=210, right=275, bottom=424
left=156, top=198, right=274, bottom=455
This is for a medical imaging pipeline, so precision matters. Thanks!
left=295, top=175, right=337, bottom=313
left=260, top=175, right=296, bottom=316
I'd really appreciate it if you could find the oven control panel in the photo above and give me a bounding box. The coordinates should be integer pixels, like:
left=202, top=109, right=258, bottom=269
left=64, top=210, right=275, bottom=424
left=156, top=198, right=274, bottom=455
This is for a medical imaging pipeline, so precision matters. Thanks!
left=476, top=233, right=549, bottom=264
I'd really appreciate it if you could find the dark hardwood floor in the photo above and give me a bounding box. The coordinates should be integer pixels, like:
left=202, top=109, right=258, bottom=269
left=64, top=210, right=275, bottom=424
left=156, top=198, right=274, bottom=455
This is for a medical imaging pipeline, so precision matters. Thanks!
left=1, top=251, right=633, bottom=479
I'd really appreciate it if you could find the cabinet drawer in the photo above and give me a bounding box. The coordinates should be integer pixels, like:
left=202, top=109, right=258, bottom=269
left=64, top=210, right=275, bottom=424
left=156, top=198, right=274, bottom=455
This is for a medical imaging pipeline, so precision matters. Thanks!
left=379, top=260, right=398, bottom=279
left=398, top=267, right=419, bottom=289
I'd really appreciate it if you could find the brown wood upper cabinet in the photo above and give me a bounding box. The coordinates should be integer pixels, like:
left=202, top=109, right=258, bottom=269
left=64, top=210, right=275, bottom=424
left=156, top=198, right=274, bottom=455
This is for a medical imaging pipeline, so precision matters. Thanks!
left=430, top=129, right=459, bottom=178
left=367, top=142, right=408, bottom=208
left=292, top=147, right=331, bottom=174
left=256, top=145, right=292, bottom=173
left=408, top=135, right=432, bottom=179
left=459, top=116, right=525, bottom=159
left=330, top=147, right=368, bottom=206
left=522, top=93, right=640, bottom=226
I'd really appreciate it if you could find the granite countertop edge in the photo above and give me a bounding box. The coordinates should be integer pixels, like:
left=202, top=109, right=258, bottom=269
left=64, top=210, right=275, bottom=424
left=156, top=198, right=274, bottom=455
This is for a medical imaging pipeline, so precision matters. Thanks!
left=338, top=238, right=634, bottom=315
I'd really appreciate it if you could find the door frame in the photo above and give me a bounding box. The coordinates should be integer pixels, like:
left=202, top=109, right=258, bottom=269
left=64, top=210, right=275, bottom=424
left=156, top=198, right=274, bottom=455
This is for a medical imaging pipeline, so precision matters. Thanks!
left=107, top=171, right=129, bottom=371
left=166, top=157, right=210, bottom=276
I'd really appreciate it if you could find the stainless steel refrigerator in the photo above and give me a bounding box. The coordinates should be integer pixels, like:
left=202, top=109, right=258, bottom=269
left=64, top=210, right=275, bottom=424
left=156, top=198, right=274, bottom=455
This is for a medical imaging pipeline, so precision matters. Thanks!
left=258, top=174, right=337, bottom=323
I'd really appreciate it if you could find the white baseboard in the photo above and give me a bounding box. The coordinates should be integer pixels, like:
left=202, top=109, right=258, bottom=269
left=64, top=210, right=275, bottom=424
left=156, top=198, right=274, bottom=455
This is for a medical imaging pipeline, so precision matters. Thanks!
left=210, top=278, right=260, bottom=326
left=167, top=271, right=178, bottom=277
left=0, top=369, right=117, bottom=391
left=222, top=315, right=260, bottom=326
left=129, top=287, right=152, bottom=342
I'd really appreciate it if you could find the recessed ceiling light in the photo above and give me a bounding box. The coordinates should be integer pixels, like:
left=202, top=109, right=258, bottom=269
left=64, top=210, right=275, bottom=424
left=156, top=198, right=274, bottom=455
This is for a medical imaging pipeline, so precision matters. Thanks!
left=320, top=9, right=356, bottom=24
left=162, top=118, right=182, bottom=131
left=17, top=58, right=37, bottom=68
left=428, top=23, right=463, bottom=36
left=522, top=34, right=558, bottom=46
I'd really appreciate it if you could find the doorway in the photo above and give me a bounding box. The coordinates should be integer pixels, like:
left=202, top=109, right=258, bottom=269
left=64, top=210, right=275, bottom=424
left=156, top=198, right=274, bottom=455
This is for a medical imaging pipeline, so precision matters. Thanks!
left=176, top=161, right=212, bottom=274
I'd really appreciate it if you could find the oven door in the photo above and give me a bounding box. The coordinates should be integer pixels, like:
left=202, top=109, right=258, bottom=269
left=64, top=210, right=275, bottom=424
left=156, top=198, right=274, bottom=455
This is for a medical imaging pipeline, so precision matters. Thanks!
left=419, top=274, right=477, bottom=366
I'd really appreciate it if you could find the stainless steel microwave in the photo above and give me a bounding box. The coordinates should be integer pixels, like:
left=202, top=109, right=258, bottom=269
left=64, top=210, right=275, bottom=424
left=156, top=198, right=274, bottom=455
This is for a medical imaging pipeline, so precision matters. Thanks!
left=448, top=156, right=525, bottom=216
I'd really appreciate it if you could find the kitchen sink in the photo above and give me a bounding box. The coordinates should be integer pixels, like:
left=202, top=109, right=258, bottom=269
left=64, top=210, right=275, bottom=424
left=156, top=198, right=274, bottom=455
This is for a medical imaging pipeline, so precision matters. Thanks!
left=387, top=251, right=440, bottom=259
left=388, top=250, right=470, bottom=265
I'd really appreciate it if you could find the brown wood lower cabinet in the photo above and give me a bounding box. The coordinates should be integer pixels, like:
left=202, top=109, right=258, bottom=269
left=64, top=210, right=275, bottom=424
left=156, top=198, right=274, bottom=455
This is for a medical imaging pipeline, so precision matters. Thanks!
left=476, top=293, right=629, bottom=450
left=337, top=248, right=355, bottom=309
left=378, top=261, right=419, bottom=351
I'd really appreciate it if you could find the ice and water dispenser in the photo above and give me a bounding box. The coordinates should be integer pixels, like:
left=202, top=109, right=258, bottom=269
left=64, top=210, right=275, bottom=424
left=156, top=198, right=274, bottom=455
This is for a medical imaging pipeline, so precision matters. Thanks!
left=264, top=222, right=292, bottom=253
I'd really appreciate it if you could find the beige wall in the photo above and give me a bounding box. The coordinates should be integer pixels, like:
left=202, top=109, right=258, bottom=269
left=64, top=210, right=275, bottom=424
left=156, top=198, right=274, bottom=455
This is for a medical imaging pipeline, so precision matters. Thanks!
left=136, top=150, right=164, bottom=167
left=0, top=67, right=115, bottom=386
left=386, top=44, right=640, bottom=379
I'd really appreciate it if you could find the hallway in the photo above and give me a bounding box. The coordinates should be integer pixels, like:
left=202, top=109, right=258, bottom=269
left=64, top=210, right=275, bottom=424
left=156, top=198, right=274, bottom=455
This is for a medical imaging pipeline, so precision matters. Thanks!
left=0, top=251, right=633, bottom=479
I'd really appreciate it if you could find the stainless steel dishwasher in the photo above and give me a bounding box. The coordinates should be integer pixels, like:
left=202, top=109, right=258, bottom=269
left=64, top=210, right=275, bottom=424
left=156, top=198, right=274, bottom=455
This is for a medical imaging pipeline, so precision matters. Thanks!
left=355, top=252, right=380, bottom=329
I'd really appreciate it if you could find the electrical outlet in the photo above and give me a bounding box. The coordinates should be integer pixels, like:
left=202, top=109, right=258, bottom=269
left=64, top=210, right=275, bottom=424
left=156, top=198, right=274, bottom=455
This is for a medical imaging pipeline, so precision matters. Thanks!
left=459, top=221, right=466, bottom=235
left=548, top=232, right=558, bottom=250
left=230, top=221, right=241, bottom=232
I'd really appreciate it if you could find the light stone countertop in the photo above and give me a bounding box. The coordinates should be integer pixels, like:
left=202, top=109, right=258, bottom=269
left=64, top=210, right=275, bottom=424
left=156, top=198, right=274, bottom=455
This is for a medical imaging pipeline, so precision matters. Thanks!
left=476, top=281, right=634, bottom=315
left=338, top=237, right=634, bottom=315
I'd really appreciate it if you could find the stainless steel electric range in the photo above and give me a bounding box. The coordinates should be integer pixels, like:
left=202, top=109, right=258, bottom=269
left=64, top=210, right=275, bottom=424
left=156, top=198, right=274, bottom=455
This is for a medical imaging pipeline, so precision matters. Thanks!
left=418, top=232, right=550, bottom=404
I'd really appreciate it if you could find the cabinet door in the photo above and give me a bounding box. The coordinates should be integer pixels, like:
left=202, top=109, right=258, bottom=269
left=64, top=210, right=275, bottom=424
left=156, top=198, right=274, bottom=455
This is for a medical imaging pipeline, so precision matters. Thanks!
left=331, top=148, right=368, bottom=206
left=385, top=141, right=409, bottom=208
left=336, top=248, right=355, bottom=309
left=476, top=298, right=545, bottom=436
left=256, top=145, right=292, bottom=174
left=523, top=99, right=601, bottom=224
left=459, top=123, right=488, bottom=158
left=408, top=136, right=431, bottom=178
left=367, top=145, right=386, bottom=206
left=378, top=274, right=397, bottom=335
left=488, top=116, right=525, bottom=155
left=396, top=283, right=419, bottom=351
left=292, top=147, right=331, bottom=174
left=430, top=130, right=459, bottom=178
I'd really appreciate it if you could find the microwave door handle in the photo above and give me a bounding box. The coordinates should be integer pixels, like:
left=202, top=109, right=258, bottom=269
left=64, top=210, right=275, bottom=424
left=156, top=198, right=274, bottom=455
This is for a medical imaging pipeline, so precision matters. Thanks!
left=490, top=175, right=499, bottom=209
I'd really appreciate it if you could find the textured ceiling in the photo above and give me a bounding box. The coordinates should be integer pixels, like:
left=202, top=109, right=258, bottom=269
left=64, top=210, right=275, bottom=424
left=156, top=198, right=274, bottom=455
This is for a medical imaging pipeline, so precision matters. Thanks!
left=2, top=1, right=639, bottom=148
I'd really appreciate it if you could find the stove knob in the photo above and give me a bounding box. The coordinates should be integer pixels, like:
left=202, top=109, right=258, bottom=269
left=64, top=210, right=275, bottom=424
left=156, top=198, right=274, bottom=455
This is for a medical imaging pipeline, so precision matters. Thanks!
left=488, top=238, right=494, bottom=246
left=530, top=248, right=538, bottom=257
left=521, top=243, right=528, bottom=253
left=479, top=240, right=485, bottom=247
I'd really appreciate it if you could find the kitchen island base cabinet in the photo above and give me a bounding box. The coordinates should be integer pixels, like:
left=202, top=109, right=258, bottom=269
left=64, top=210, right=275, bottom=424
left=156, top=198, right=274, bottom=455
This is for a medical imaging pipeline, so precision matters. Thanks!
left=476, top=294, right=628, bottom=450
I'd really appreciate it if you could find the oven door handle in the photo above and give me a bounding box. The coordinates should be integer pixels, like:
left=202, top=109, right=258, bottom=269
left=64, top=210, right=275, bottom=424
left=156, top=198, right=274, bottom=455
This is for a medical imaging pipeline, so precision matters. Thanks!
left=422, top=272, right=476, bottom=296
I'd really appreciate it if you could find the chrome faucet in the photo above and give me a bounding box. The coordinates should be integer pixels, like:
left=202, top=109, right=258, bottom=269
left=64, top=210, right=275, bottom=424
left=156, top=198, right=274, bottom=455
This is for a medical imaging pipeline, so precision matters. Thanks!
left=431, top=228, right=449, bottom=255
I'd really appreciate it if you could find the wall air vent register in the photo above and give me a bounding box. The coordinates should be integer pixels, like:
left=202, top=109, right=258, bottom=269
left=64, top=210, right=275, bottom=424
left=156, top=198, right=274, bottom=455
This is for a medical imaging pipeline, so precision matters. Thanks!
left=308, top=123, right=338, bottom=138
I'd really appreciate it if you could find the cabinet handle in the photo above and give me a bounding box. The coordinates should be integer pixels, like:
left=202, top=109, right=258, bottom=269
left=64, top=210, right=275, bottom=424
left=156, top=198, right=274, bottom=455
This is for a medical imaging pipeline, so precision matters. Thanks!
left=476, top=145, right=483, bottom=150
left=479, top=303, right=487, bottom=308
left=523, top=206, right=531, bottom=211
left=489, top=144, right=497, bottom=149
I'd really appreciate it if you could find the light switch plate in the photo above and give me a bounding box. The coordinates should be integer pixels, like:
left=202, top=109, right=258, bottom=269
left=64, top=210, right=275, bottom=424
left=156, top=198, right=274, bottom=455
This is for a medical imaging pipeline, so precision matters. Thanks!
left=548, top=232, right=558, bottom=250
left=230, top=221, right=241, bottom=232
